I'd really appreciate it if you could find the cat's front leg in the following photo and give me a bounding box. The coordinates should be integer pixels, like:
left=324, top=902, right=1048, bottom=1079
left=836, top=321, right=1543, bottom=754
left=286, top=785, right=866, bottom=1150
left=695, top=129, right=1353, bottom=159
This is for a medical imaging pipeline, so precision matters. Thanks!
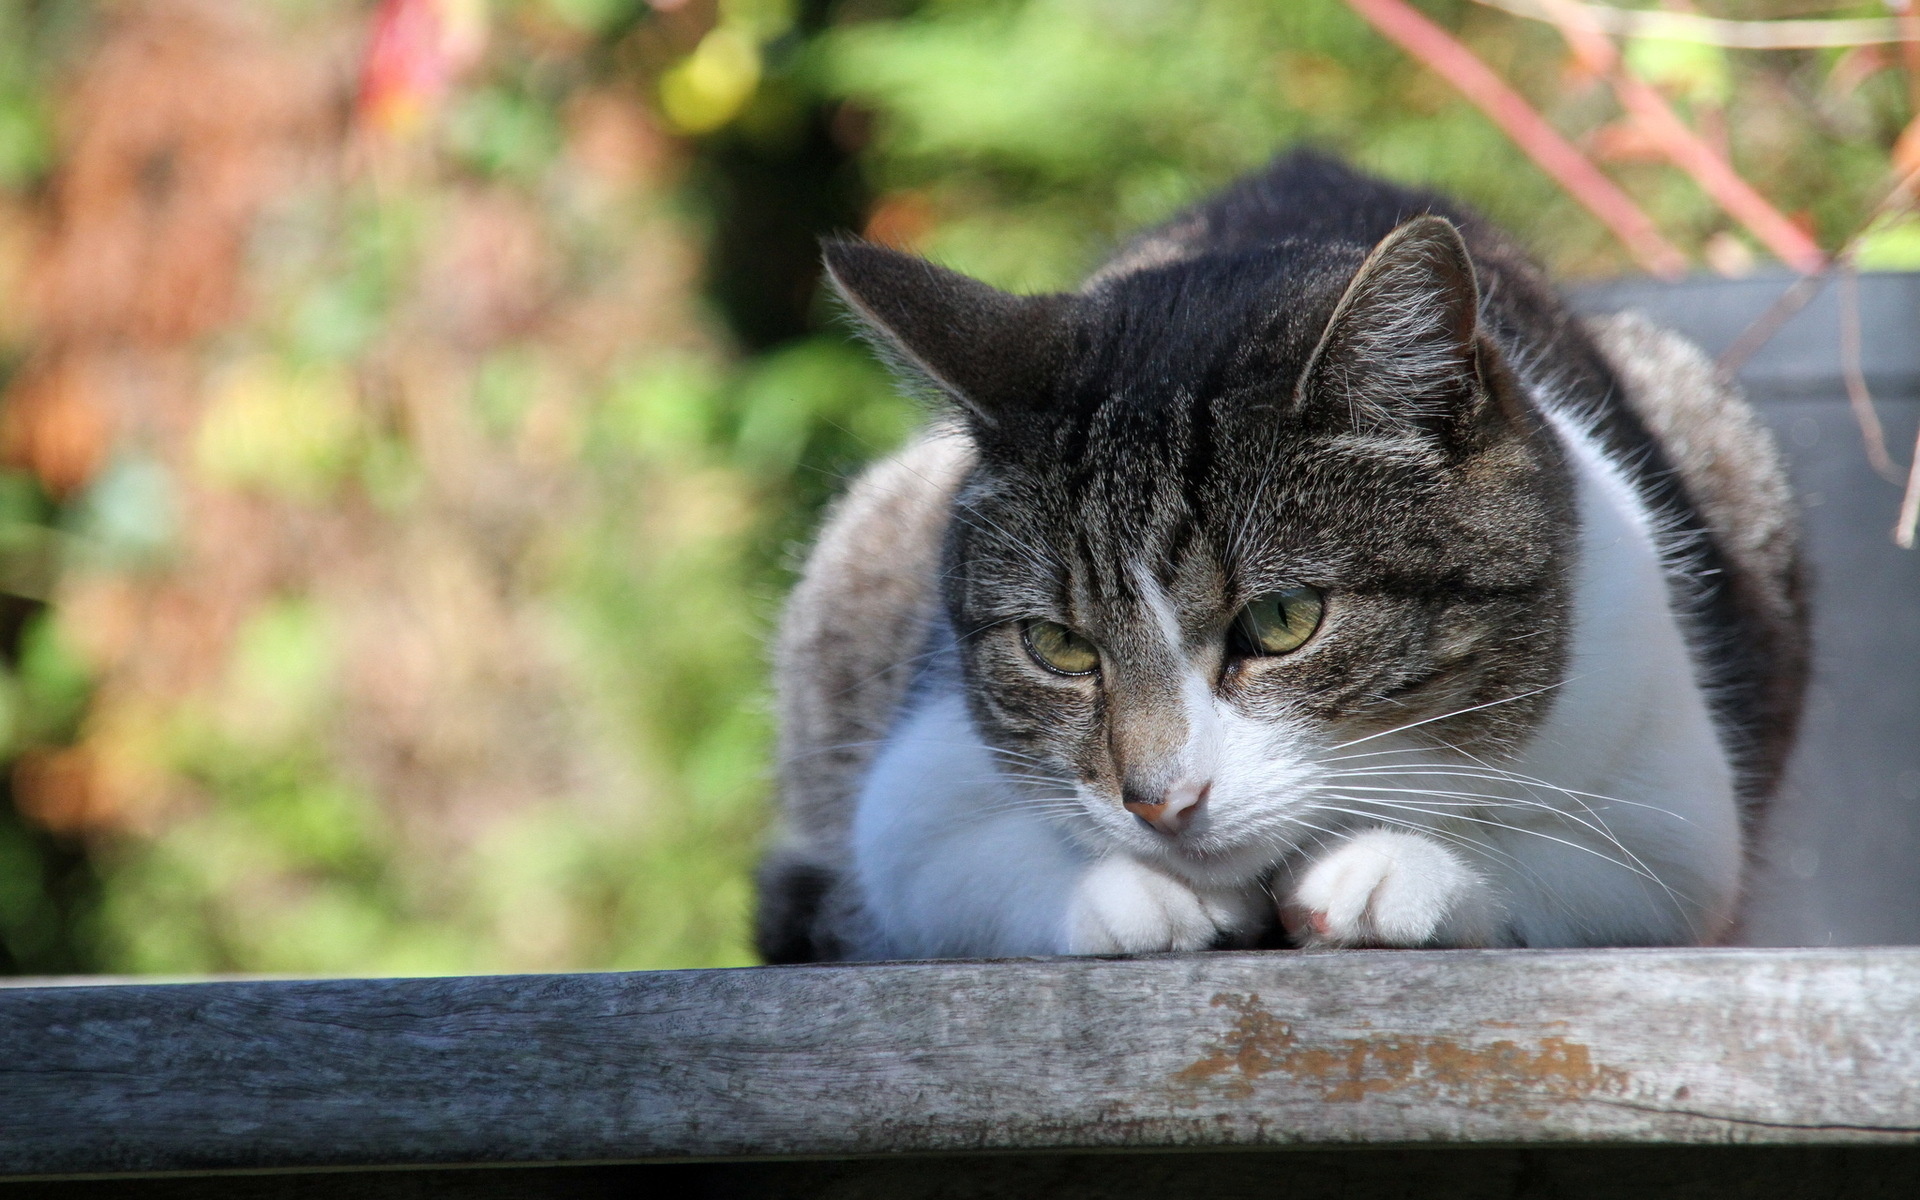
left=1282, top=829, right=1500, bottom=948
left=1063, top=855, right=1258, bottom=955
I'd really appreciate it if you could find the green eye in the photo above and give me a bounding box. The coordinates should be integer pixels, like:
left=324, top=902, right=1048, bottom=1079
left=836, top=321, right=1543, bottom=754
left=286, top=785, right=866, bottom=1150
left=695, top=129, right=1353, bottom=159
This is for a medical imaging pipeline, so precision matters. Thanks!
left=1232, top=586, right=1325, bottom=656
left=1022, top=620, right=1100, bottom=675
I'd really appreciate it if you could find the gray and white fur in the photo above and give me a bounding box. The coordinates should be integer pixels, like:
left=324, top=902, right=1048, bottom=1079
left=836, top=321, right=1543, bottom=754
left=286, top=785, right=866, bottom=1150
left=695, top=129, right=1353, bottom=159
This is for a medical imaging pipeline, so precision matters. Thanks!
left=754, top=153, right=1806, bottom=962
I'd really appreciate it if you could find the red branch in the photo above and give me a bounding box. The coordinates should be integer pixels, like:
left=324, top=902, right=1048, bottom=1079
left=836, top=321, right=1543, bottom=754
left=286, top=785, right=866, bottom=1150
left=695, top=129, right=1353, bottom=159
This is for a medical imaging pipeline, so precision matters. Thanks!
left=1342, top=0, right=1687, bottom=278
left=1535, top=0, right=1826, bottom=274
left=1892, top=1, right=1920, bottom=118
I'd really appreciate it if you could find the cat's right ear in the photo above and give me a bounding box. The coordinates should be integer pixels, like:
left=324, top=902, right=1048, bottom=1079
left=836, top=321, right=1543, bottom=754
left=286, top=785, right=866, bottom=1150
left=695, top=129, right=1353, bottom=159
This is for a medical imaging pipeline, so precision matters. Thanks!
left=822, top=240, right=1067, bottom=429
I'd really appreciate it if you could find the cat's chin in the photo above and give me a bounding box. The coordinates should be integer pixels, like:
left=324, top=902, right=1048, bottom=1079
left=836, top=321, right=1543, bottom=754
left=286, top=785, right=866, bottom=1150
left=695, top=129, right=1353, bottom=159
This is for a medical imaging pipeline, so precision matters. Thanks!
left=1123, top=832, right=1286, bottom=892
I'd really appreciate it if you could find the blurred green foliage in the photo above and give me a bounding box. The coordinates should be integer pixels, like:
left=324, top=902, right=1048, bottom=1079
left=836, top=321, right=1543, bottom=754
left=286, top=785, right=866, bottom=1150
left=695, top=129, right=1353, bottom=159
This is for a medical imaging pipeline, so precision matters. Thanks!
left=0, top=0, right=1914, bottom=976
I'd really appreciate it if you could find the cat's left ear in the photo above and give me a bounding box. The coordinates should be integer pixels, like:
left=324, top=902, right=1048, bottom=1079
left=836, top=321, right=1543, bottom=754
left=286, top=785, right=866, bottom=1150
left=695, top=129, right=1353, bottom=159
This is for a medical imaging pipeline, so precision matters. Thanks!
left=1300, top=215, right=1502, bottom=448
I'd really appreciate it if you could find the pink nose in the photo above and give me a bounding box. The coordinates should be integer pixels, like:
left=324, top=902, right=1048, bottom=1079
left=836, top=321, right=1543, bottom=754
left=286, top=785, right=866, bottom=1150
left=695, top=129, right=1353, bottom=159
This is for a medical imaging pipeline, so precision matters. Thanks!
left=1123, top=780, right=1211, bottom=835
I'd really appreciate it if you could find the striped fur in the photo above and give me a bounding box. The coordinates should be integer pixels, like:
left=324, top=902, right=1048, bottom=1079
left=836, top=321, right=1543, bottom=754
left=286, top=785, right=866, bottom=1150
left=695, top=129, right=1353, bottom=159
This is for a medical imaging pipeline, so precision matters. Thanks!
left=756, top=153, right=1805, bottom=962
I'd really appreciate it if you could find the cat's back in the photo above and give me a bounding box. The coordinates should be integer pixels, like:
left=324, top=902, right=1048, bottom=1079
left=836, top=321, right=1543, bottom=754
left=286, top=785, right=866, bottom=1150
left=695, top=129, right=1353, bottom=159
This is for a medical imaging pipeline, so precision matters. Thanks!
left=756, top=427, right=970, bottom=963
left=1583, top=309, right=1806, bottom=800
left=1094, top=152, right=1597, bottom=383
left=1096, top=149, right=1470, bottom=275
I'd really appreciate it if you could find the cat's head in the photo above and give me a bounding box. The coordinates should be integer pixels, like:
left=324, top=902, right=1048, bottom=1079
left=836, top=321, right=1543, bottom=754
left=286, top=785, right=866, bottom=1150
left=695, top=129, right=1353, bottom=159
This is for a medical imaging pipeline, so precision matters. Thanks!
left=826, top=218, right=1575, bottom=884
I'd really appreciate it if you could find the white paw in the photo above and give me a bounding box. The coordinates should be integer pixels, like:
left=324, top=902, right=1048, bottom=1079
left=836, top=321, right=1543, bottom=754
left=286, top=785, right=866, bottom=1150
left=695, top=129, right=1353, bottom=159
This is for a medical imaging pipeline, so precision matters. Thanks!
left=1284, top=829, right=1496, bottom=948
left=1062, top=856, right=1248, bottom=955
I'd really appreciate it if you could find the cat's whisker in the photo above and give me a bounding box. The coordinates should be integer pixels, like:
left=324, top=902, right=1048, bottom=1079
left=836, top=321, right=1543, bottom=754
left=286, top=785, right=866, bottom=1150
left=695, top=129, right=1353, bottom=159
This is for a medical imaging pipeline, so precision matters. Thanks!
left=1265, top=817, right=1352, bottom=878
left=1298, top=800, right=1542, bottom=887
left=991, top=776, right=1081, bottom=791
left=1314, top=744, right=1470, bottom=766
left=817, top=645, right=959, bottom=706
left=958, top=797, right=1084, bottom=819
left=1324, top=781, right=1665, bottom=886
left=779, top=736, right=1055, bottom=767
left=815, top=615, right=1008, bottom=707
left=1322, top=792, right=1682, bottom=905
left=1302, top=799, right=1589, bottom=904
left=1320, top=765, right=1693, bottom=822
left=952, top=502, right=1061, bottom=581
left=1326, top=772, right=1628, bottom=836
left=1325, top=776, right=1652, bottom=849
left=1224, top=444, right=1288, bottom=576
left=1312, top=727, right=1692, bottom=825
left=776, top=737, right=896, bottom=764
left=981, top=742, right=1052, bottom=762
left=797, top=429, right=1061, bottom=584
left=948, top=796, right=1091, bottom=830
left=1322, top=682, right=1567, bottom=755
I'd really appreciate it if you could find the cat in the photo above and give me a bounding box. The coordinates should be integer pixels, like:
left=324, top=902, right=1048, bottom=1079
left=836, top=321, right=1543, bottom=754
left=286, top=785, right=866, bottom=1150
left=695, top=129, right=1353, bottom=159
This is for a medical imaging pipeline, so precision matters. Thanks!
left=755, top=151, right=1806, bottom=963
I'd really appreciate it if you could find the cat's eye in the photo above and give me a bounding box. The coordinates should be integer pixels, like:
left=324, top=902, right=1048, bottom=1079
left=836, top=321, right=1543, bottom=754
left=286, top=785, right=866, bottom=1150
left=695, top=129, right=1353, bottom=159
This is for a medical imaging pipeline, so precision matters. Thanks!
left=1231, top=586, right=1325, bottom=657
left=1022, top=620, right=1100, bottom=676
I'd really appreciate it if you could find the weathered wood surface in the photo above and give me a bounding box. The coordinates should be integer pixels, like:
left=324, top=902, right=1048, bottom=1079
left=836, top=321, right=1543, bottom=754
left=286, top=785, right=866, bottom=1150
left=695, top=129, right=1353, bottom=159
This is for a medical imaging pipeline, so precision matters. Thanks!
left=4, top=947, right=1920, bottom=1180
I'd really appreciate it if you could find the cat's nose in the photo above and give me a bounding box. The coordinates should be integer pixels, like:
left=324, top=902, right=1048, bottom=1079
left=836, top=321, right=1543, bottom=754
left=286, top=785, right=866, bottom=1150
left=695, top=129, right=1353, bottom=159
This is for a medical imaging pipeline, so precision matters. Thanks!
left=1123, top=780, right=1211, bottom=836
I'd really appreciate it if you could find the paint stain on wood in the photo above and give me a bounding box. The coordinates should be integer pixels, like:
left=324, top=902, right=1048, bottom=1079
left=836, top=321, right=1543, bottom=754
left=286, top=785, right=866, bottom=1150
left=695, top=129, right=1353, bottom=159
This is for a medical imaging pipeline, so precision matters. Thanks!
left=1174, top=993, right=1629, bottom=1104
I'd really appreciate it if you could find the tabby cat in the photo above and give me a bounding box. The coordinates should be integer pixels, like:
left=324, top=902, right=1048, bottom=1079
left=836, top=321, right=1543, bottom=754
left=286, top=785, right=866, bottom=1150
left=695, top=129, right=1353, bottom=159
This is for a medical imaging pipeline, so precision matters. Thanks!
left=756, top=152, right=1806, bottom=962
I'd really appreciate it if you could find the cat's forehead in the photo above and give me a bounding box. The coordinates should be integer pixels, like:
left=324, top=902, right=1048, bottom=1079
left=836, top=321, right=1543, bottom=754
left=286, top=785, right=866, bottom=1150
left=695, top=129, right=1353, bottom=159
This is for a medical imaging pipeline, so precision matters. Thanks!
left=951, top=235, right=1521, bottom=603
left=964, top=245, right=1386, bottom=498
left=1060, top=244, right=1361, bottom=400
left=973, top=365, right=1380, bottom=549
left=963, top=438, right=1332, bottom=608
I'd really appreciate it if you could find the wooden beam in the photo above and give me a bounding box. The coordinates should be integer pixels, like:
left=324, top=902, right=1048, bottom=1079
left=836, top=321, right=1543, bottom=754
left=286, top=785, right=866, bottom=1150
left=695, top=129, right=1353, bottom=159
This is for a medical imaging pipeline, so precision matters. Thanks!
left=5, top=947, right=1920, bottom=1180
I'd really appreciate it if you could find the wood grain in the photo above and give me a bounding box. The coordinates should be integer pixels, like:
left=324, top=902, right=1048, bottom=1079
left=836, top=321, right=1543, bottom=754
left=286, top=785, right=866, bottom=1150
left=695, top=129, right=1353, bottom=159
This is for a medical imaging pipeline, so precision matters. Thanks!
left=5, top=947, right=1920, bottom=1180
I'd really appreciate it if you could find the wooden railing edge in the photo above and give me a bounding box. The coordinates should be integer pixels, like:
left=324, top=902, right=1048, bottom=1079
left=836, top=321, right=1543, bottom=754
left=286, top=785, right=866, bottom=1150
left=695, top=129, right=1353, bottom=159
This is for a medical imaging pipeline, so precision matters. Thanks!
left=4, top=946, right=1919, bottom=1179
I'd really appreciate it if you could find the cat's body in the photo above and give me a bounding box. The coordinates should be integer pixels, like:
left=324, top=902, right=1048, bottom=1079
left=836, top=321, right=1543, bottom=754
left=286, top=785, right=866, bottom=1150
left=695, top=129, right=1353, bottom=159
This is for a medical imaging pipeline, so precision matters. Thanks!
left=756, top=153, right=1805, bottom=963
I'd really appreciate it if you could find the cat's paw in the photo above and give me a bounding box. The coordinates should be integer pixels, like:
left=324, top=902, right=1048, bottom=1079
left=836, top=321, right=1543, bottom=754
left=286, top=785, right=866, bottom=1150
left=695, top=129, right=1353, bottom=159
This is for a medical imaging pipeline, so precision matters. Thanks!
left=1283, top=829, right=1495, bottom=948
left=1062, top=855, right=1245, bottom=955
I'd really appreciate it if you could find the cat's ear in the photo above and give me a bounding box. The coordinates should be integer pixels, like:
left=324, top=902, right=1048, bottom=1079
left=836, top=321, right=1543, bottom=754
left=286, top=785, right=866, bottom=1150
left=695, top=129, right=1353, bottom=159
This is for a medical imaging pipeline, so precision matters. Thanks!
left=822, top=239, right=1067, bottom=428
left=1300, top=215, right=1492, bottom=444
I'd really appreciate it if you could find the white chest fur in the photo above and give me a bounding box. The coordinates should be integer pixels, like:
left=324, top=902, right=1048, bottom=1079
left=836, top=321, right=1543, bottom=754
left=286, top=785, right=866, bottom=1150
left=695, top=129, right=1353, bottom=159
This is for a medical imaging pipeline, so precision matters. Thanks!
left=1498, top=411, right=1742, bottom=943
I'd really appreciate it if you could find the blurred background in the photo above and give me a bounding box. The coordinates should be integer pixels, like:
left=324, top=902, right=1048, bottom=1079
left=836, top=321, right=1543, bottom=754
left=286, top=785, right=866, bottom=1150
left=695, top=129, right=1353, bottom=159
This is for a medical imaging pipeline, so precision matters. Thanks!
left=0, top=0, right=1916, bottom=977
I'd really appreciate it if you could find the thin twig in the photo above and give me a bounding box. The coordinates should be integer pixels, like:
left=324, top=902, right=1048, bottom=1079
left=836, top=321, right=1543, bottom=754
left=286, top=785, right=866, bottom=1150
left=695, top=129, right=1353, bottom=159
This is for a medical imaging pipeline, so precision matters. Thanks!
left=1898, top=428, right=1920, bottom=547
left=1385, top=0, right=1920, bottom=543
left=1341, top=0, right=1687, bottom=277
left=1475, top=0, right=1908, bottom=50
left=1889, top=3, right=1920, bottom=548
left=1533, top=0, right=1826, bottom=273
left=1716, top=272, right=1829, bottom=376
left=1837, top=266, right=1904, bottom=483
left=1719, top=161, right=1920, bottom=376
left=1718, top=163, right=1920, bottom=546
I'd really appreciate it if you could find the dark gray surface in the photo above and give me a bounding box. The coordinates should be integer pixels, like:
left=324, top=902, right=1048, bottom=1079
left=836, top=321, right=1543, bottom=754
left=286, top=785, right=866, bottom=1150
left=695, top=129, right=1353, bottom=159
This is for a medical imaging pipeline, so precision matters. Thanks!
left=4, top=948, right=1920, bottom=1181
left=1573, top=271, right=1920, bottom=398
left=1572, top=272, right=1920, bottom=946
left=7, top=1148, right=1920, bottom=1198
